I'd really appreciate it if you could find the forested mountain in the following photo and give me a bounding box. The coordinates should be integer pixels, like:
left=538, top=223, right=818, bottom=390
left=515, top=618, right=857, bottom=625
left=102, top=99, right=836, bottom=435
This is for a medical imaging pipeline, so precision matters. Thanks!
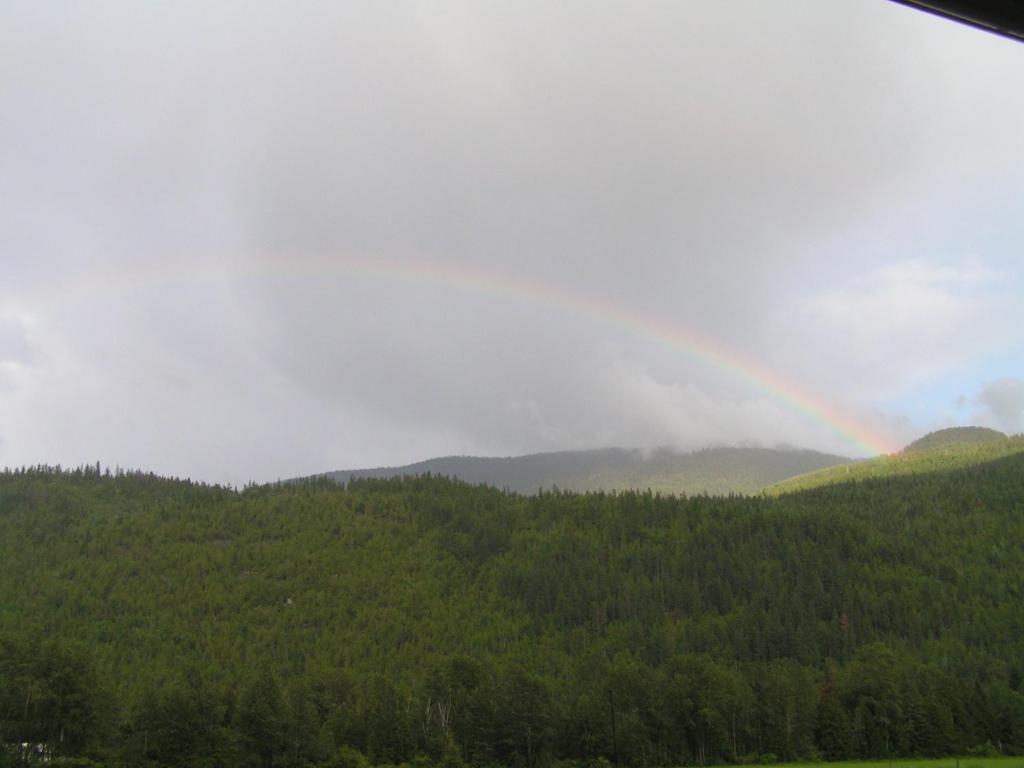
left=315, top=446, right=850, bottom=495
left=768, top=428, right=1023, bottom=495
left=905, top=427, right=1009, bottom=452
left=2, top=451, right=1024, bottom=767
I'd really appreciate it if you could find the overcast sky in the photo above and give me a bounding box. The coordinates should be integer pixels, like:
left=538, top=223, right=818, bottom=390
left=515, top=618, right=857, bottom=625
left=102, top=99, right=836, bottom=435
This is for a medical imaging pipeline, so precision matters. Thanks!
left=2, top=1, right=1023, bottom=485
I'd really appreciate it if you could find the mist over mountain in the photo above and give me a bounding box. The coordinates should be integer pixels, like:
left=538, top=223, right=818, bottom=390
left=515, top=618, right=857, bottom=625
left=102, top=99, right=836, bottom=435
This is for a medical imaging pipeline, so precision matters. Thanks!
left=313, top=445, right=851, bottom=496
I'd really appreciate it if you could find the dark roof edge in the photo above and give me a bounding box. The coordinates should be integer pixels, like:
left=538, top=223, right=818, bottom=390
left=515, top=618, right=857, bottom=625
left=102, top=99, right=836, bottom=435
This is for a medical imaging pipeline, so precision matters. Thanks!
left=890, top=0, right=1024, bottom=43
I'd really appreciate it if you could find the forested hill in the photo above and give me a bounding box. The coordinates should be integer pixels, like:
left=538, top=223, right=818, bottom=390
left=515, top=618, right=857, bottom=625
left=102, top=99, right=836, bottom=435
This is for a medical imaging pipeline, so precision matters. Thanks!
left=768, top=428, right=1023, bottom=495
left=315, top=445, right=850, bottom=495
left=2, top=453, right=1024, bottom=767
left=905, top=426, right=1008, bottom=452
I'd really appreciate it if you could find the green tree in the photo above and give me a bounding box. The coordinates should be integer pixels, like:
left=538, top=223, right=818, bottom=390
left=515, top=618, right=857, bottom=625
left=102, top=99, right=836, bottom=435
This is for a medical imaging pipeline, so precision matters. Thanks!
left=814, top=665, right=850, bottom=761
left=236, top=670, right=288, bottom=768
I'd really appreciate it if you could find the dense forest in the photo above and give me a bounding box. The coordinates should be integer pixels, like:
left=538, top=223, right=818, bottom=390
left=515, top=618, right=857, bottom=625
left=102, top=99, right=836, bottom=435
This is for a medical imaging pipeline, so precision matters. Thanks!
left=2, top=447, right=1024, bottom=768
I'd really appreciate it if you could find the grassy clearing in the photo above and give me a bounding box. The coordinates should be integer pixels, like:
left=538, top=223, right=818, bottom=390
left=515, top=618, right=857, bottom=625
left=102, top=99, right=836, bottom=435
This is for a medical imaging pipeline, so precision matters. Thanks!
left=725, top=759, right=1024, bottom=768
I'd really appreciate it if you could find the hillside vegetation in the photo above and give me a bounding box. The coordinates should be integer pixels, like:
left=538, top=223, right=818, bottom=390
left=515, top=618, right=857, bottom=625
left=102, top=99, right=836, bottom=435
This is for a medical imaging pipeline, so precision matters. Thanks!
left=319, top=446, right=850, bottom=495
left=905, top=427, right=1008, bottom=453
left=1, top=453, right=1024, bottom=767
left=768, top=428, right=1022, bottom=495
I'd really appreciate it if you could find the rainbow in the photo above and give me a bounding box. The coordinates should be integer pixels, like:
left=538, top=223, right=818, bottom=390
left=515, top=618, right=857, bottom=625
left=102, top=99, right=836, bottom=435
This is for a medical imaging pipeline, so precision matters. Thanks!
left=258, top=254, right=896, bottom=456
left=40, top=253, right=897, bottom=456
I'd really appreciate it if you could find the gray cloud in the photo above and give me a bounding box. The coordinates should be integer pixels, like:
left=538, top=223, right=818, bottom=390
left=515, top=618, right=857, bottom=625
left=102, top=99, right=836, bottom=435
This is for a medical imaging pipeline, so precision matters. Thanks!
left=0, top=315, right=38, bottom=391
left=0, top=316, right=35, bottom=365
left=788, top=259, right=1020, bottom=401
left=975, top=379, right=1024, bottom=434
left=1, top=1, right=1023, bottom=483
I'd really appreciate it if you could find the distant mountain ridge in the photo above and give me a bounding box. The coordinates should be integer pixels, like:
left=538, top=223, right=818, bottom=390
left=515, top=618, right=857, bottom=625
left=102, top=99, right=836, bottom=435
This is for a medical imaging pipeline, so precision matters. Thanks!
left=313, top=445, right=852, bottom=495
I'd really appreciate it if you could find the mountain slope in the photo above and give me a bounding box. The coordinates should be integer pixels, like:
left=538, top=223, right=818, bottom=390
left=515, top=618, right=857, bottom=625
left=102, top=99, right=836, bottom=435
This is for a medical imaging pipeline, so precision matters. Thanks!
left=316, top=445, right=851, bottom=495
left=905, top=425, right=1008, bottom=452
left=2, top=455, right=1024, bottom=765
left=768, top=427, right=1022, bottom=495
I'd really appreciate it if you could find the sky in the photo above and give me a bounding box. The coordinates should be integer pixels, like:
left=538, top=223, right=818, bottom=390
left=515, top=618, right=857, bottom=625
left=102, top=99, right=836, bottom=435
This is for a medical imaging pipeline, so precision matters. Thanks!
left=1, top=1, right=1022, bottom=485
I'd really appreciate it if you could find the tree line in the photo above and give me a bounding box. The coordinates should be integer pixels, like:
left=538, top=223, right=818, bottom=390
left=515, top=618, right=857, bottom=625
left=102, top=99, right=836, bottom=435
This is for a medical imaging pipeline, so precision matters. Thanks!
left=1, top=455, right=1023, bottom=766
